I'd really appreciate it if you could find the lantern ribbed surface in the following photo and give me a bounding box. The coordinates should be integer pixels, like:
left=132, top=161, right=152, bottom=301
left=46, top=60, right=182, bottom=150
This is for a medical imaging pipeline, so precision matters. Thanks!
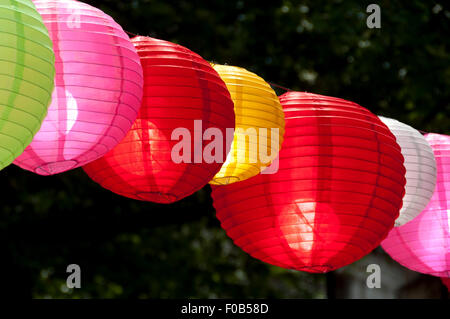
left=212, top=92, right=406, bottom=273
left=379, top=116, right=437, bottom=226
left=0, top=0, right=54, bottom=170
left=209, top=65, right=285, bottom=185
left=382, top=133, right=450, bottom=278
left=13, top=0, right=144, bottom=175
left=83, top=36, right=235, bottom=204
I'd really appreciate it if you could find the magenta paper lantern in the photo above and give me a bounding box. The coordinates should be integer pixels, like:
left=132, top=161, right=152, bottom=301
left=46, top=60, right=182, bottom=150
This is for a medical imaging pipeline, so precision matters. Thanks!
left=14, top=0, right=143, bottom=175
left=382, top=133, right=450, bottom=277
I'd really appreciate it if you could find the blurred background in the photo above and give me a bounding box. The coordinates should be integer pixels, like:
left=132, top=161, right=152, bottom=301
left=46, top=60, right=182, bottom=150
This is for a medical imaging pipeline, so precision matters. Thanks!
left=0, top=0, right=448, bottom=298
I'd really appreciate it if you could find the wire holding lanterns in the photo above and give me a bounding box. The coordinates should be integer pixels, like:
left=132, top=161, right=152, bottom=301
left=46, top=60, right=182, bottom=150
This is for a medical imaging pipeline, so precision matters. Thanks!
left=268, top=82, right=293, bottom=93
left=83, top=36, right=235, bottom=204
left=13, top=0, right=144, bottom=175
left=0, top=0, right=55, bottom=171
left=378, top=116, right=437, bottom=226
left=212, top=92, right=406, bottom=273
left=382, top=133, right=450, bottom=278
left=209, top=65, right=285, bottom=185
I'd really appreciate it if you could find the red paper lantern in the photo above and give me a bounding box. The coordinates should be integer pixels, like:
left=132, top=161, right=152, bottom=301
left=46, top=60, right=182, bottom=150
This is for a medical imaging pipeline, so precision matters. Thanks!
left=211, top=92, right=406, bottom=273
left=84, top=36, right=235, bottom=203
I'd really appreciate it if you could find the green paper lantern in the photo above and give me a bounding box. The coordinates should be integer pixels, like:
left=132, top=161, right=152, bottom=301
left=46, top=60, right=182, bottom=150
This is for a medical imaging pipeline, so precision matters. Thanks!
left=0, top=0, right=54, bottom=170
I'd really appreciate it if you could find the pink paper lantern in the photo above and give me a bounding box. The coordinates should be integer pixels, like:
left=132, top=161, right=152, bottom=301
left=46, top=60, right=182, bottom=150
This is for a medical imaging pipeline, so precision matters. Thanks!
left=382, top=133, right=450, bottom=277
left=14, top=0, right=143, bottom=175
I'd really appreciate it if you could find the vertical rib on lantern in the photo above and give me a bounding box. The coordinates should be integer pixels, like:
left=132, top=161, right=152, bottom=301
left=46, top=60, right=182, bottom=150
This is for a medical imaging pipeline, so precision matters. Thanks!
left=379, top=117, right=437, bottom=226
left=0, top=0, right=55, bottom=170
left=212, top=92, right=406, bottom=273
left=13, top=0, right=144, bottom=175
left=83, top=36, right=235, bottom=204
left=382, top=133, right=450, bottom=278
left=209, top=65, right=285, bottom=185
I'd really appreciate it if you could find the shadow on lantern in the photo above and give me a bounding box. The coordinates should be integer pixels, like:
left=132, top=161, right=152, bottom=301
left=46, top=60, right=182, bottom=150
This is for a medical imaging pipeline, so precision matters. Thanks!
left=33, top=88, right=79, bottom=175
left=275, top=200, right=341, bottom=273
left=108, top=121, right=175, bottom=202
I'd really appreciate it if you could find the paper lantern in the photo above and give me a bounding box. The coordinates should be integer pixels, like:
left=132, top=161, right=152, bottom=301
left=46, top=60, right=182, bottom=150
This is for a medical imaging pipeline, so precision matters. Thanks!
left=379, top=117, right=437, bottom=226
left=83, top=36, right=235, bottom=203
left=13, top=0, right=144, bottom=175
left=212, top=92, right=406, bottom=273
left=382, top=133, right=450, bottom=278
left=209, top=65, right=285, bottom=185
left=0, top=0, right=54, bottom=171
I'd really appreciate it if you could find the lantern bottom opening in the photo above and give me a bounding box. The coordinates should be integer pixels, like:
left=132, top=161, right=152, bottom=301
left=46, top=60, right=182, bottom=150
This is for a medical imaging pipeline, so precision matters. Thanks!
left=289, top=264, right=336, bottom=273
left=136, top=191, right=179, bottom=204
left=210, top=176, right=241, bottom=185
left=35, top=160, right=79, bottom=176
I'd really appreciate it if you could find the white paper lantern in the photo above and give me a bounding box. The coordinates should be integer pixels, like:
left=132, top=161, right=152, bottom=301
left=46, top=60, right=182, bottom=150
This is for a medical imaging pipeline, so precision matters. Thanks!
left=379, top=116, right=437, bottom=226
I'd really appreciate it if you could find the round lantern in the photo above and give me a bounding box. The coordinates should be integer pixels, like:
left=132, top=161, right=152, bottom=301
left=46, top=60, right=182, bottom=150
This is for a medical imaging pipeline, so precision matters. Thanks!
left=13, top=0, right=144, bottom=175
left=0, top=0, right=55, bottom=171
left=209, top=65, right=285, bottom=185
left=379, top=116, right=437, bottom=226
left=212, top=92, right=406, bottom=273
left=83, top=36, right=235, bottom=204
left=382, top=133, right=450, bottom=278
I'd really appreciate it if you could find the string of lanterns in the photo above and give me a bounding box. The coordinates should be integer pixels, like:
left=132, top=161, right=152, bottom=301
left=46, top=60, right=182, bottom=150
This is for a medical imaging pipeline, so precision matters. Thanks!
left=1, top=0, right=448, bottom=279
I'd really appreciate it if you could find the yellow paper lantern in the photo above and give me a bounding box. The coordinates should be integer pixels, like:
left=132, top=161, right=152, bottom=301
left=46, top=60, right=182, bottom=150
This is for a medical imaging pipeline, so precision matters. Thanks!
left=0, top=0, right=55, bottom=170
left=210, top=65, right=285, bottom=185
